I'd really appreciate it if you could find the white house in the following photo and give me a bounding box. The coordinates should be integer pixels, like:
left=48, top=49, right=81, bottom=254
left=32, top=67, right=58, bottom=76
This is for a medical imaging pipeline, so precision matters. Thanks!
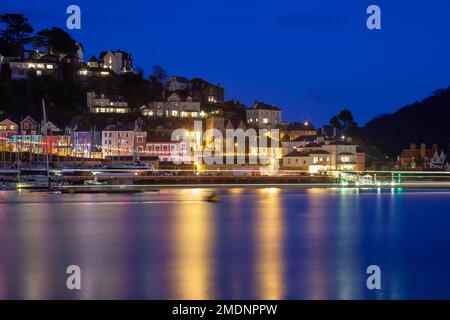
left=100, top=50, right=133, bottom=74
left=429, top=150, right=447, bottom=169
left=87, top=92, right=131, bottom=114
left=102, top=123, right=147, bottom=158
left=141, top=92, right=203, bottom=118
left=246, top=102, right=282, bottom=129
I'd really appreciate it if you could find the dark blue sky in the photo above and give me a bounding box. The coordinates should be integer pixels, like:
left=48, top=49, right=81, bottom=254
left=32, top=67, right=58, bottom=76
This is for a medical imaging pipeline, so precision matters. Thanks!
left=2, top=0, right=450, bottom=125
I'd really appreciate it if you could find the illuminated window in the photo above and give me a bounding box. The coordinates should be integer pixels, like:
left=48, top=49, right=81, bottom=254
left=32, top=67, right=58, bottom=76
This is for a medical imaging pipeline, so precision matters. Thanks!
left=263, top=118, right=268, bottom=124
left=171, top=110, right=178, bottom=117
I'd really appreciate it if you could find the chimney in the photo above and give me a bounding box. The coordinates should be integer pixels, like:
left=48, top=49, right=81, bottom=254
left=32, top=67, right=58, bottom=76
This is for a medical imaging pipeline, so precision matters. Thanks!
left=432, top=143, right=438, bottom=151
left=420, top=143, right=426, bottom=159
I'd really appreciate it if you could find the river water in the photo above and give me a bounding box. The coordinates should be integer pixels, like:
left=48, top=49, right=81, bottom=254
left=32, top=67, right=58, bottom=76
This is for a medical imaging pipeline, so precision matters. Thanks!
left=0, top=187, right=449, bottom=299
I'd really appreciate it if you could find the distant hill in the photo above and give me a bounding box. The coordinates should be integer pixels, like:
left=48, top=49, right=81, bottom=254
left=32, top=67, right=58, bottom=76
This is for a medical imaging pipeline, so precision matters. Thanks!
left=363, top=87, right=450, bottom=156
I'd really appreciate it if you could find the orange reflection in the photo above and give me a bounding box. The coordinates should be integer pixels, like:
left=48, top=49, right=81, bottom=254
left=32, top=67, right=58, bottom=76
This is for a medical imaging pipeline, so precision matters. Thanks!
left=171, top=199, right=214, bottom=299
left=255, top=188, right=284, bottom=299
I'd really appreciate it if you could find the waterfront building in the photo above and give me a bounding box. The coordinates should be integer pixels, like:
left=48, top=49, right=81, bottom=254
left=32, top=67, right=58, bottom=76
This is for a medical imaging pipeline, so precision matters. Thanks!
left=281, top=135, right=317, bottom=155
left=41, top=121, right=62, bottom=134
left=11, top=134, right=42, bottom=154
left=282, top=150, right=311, bottom=170
left=429, top=150, right=447, bottom=169
left=145, top=135, right=191, bottom=163
left=87, top=92, right=131, bottom=114
left=399, top=143, right=449, bottom=170
left=284, top=137, right=361, bottom=172
left=246, top=102, right=282, bottom=129
left=101, top=122, right=147, bottom=158
left=20, top=116, right=40, bottom=135
left=0, top=119, right=19, bottom=139
left=319, top=141, right=358, bottom=171
left=72, top=130, right=102, bottom=158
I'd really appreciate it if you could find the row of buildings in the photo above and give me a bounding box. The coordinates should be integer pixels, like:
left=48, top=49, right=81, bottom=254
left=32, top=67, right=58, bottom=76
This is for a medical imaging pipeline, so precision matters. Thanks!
left=0, top=115, right=366, bottom=172
left=398, top=143, right=450, bottom=171
left=3, top=47, right=132, bottom=81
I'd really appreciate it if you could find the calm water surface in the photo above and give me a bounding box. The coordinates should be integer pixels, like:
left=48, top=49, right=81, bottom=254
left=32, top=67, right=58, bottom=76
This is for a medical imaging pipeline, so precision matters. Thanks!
left=1, top=187, right=450, bottom=299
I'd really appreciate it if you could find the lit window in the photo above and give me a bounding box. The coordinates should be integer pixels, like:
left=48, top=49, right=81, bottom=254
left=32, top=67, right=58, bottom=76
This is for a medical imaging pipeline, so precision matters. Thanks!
left=172, top=110, right=178, bottom=117
left=263, top=118, right=268, bottom=124
left=46, top=64, right=53, bottom=70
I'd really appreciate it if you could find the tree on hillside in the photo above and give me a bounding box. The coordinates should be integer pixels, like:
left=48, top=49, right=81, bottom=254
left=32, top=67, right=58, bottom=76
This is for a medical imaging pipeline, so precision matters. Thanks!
left=0, top=13, right=34, bottom=56
left=151, top=65, right=168, bottom=84
left=32, top=27, right=79, bottom=56
left=329, top=109, right=358, bottom=134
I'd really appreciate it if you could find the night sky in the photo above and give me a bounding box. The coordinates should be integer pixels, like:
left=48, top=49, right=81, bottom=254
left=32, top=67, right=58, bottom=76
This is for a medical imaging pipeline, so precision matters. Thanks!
left=2, top=0, right=450, bottom=125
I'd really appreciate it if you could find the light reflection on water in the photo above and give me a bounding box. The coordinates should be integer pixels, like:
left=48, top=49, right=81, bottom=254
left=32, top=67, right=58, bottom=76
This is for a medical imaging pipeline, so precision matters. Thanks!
left=1, top=188, right=450, bottom=299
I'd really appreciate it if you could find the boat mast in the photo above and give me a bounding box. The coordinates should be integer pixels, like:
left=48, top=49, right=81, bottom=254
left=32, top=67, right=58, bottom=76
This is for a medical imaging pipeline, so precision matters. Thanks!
left=42, top=99, right=50, bottom=184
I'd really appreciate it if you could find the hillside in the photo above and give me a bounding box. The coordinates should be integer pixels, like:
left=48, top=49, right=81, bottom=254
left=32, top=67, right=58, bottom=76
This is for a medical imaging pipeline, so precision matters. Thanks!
left=363, top=87, right=450, bottom=156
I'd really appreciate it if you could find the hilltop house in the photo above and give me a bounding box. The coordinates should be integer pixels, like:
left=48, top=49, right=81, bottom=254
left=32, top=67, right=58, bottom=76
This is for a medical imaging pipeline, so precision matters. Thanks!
left=246, top=102, right=282, bottom=129
left=99, top=50, right=134, bottom=74
left=87, top=92, right=131, bottom=114
left=166, top=76, right=191, bottom=91
left=140, top=91, right=203, bottom=118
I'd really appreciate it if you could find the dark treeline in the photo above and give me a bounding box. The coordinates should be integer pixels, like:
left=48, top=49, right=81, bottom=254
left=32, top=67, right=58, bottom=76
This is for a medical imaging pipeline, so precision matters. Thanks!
left=363, top=87, right=450, bottom=156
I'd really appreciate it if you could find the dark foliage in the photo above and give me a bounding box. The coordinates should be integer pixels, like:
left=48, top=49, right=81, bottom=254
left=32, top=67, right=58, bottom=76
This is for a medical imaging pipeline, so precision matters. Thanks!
left=363, top=87, right=450, bottom=156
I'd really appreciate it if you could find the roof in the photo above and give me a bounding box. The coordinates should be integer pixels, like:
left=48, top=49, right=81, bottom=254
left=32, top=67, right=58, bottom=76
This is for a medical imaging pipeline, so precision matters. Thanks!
left=114, top=123, right=136, bottom=131
left=249, top=103, right=280, bottom=111
left=328, top=141, right=354, bottom=146
left=147, top=135, right=177, bottom=143
left=292, top=135, right=316, bottom=142
left=337, top=152, right=355, bottom=156
left=305, top=142, right=324, bottom=148
left=100, top=50, right=132, bottom=60
left=0, top=118, right=18, bottom=126
left=88, top=55, right=98, bottom=62
left=21, top=116, right=39, bottom=124
left=168, top=76, right=189, bottom=83
left=284, top=150, right=310, bottom=157
left=309, top=149, right=330, bottom=155
left=286, top=122, right=316, bottom=131
left=400, top=149, right=421, bottom=159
